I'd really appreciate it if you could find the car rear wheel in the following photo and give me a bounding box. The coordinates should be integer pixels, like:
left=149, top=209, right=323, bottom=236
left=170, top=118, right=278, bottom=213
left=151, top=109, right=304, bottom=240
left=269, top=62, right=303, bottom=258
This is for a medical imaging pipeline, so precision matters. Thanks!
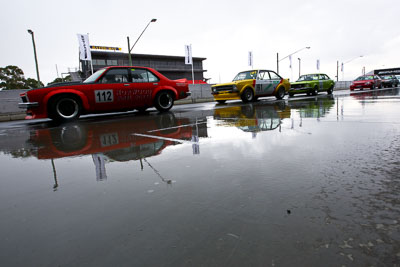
left=154, top=91, right=174, bottom=112
left=327, top=86, right=333, bottom=95
left=50, top=95, right=82, bottom=122
left=289, top=92, right=294, bottom=97
left=241, top=88, right=254, bottom=103
left=312, top=86, right=318, bottom=96
left=275, top=86, right=285, bottom=100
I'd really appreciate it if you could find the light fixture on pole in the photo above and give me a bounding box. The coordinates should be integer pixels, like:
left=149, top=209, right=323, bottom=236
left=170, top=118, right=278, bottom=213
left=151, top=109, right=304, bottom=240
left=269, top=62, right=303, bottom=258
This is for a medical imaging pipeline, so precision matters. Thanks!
left=341, top=55, right=363, bottom=80
left=127, top=18, right=157, bottom=66
left=277, top=46, right=310, bottom=74
left=27, top=29, right=41, bottom=88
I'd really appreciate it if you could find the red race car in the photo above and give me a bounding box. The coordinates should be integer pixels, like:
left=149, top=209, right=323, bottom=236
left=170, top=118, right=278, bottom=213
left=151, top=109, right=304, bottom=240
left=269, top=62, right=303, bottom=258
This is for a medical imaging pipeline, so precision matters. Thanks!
left=19, top=66, right=190, bottom=121
left=350, top=75, right=382, bottom=91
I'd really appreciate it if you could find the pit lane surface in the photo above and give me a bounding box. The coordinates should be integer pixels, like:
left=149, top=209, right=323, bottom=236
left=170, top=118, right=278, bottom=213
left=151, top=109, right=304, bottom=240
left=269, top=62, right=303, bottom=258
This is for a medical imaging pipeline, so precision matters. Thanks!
left=0, top=88, right=399, bottom=266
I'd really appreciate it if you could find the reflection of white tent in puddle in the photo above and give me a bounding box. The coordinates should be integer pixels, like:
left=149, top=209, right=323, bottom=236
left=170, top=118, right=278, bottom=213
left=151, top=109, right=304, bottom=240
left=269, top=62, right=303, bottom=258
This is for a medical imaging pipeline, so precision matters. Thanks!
left=92, top=153, right=107, bottom=181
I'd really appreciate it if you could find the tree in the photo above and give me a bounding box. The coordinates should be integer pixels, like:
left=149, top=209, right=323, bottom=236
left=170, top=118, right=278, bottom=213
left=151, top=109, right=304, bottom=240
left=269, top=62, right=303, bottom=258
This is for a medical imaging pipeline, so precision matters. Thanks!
left=0, top=65, right=43, bottom=90
left=0, top=65, right=26, bottom=90
left=25, top=78, right=44, bottom=89
left=48, top=75, right=72, bottom=86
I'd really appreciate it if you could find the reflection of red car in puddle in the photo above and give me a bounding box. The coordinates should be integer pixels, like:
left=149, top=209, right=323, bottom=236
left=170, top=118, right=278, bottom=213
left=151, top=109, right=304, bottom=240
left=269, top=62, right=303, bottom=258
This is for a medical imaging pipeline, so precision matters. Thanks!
left=29, top=113, right=195, bottom=161
left=350, top=88, right=399, bottom=100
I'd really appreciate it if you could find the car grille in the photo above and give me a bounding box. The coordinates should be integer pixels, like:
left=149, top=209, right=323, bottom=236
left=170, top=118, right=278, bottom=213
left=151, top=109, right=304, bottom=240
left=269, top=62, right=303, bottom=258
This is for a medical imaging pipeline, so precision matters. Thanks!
left=291, top=84, right=305, bottom=89
left=212, top=85, right=234, bottom=92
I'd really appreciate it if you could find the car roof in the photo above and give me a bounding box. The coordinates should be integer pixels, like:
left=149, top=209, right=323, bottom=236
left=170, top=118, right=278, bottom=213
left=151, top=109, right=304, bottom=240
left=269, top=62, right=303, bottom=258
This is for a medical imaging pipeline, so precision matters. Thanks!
left=239, top=69, right=277, bottom=72
left=300, top=73, right=327, bottom=76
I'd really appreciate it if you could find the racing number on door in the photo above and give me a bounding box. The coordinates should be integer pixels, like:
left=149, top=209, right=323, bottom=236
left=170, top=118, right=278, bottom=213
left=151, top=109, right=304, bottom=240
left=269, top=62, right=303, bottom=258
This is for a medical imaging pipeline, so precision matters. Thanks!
left=95, top=90, right=114, bottom=103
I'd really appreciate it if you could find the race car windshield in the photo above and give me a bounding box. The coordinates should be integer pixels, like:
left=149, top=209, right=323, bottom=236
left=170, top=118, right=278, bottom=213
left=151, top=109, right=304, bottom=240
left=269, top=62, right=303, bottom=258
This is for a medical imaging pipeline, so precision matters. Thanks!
left=83, top=69, right=107, bottom=83
left=355, top=76, right=373, bottom=81
left=233, top=71, right=257, bottom=81
left=297, top=75, right=317, bottom=81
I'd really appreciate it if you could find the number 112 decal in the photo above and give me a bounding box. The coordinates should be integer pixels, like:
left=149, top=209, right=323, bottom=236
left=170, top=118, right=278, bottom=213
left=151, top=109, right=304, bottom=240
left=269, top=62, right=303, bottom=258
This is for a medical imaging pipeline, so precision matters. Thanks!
left=95, top=90, right=114, bottom=103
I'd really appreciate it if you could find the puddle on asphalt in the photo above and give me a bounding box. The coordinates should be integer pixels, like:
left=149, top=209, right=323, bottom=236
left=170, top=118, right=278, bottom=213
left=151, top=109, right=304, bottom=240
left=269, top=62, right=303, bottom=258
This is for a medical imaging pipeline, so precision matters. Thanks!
left=0, top=88, right=399, bottom=266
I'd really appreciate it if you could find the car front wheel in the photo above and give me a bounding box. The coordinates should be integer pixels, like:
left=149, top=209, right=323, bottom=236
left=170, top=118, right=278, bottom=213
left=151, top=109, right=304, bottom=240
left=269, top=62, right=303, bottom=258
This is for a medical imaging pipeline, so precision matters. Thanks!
left=154, top=91, right=174, bottom=112
left=241, top=88, right=254, bottom=103
left=49, top=95, right=82, bottom=122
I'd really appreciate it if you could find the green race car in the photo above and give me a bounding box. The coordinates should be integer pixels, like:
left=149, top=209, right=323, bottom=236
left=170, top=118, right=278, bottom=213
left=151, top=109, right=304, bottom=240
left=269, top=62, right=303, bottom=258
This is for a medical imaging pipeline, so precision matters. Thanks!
left=289, top=73, right=335, bottom=97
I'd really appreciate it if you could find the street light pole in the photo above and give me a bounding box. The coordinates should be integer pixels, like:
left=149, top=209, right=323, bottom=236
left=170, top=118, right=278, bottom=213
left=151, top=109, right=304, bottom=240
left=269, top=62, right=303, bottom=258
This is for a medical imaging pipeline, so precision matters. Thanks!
left=298, top=58, right=301, bottom=78
left=341, top=55, right=363, bottom=81
left=336, top=60, right=339, bottom=82
left=276, top=53, right=279, bottom=74
left=128, top=18, right=157, bottom=65
left=27, top=29, right=41, bottom=87
left=277, top=46, right=310, bottom=74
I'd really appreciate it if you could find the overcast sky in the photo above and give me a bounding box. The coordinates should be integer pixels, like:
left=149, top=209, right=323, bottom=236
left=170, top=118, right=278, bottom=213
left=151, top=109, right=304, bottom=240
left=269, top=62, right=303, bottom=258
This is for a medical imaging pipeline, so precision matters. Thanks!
left=1, top=0, right=399, bottom=84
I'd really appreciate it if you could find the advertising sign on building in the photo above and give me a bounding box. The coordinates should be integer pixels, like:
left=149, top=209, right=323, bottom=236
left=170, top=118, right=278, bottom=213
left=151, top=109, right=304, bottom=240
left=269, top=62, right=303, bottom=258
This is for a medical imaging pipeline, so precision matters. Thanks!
left=90, top=46, right=122, bottom=51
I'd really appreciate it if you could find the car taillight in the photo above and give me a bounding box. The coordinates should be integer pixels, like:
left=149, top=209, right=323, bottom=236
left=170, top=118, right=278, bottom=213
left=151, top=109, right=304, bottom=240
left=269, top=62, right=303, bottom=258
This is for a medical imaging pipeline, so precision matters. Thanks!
left=20, top=93, right=28, bottom=102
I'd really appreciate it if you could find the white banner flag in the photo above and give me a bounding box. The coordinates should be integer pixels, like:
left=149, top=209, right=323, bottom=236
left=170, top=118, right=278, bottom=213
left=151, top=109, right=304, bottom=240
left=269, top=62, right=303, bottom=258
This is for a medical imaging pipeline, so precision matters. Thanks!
left=317, top=59, right=320, bottom=70
left=248, top=51, right=253, bottom=67
left=341, top=62, right=344, bottom=72
left=185, top=44, right=193, bottom=65
left=77, top=34, right=92, bottom=61
left=289, top=55, right=292, bottom=69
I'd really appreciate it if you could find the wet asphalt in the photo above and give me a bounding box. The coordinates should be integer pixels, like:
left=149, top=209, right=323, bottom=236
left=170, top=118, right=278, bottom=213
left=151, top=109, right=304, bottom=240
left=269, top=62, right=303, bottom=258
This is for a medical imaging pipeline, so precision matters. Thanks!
left=0, top=88, right=399, bottom=267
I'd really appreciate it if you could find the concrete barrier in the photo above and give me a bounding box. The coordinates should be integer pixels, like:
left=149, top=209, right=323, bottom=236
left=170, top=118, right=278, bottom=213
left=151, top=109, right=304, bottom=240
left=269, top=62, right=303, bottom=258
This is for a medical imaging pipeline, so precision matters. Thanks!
left=189, top=84, right=213, bottom=99
left=0, top=89, right=27, bottom=121
left=334, top=81, right=351, bottom=90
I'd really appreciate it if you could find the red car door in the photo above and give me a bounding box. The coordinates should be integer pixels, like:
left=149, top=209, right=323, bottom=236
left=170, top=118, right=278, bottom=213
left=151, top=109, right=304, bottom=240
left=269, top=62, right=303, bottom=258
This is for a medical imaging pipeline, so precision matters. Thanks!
left=127, top=68, right=160, bottom=108
left=92, top=68, right=131, bottom=112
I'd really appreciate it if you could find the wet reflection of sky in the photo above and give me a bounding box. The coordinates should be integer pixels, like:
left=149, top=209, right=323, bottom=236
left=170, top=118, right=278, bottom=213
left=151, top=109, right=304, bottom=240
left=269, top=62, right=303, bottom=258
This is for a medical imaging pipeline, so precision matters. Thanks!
left=1, top=89, right=400, bottom=266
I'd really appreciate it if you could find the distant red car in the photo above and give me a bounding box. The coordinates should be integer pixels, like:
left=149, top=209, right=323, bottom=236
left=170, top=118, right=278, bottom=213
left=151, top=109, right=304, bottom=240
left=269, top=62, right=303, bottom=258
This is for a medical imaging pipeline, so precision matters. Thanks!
left=350, top=75, right=382, bottom=91
left=19, top=66, right=190, bottom=121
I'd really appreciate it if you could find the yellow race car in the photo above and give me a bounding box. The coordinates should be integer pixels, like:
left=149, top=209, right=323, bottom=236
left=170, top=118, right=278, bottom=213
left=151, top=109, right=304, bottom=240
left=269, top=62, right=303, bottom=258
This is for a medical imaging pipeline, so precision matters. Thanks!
left=211, top=69, right=290, bottom=104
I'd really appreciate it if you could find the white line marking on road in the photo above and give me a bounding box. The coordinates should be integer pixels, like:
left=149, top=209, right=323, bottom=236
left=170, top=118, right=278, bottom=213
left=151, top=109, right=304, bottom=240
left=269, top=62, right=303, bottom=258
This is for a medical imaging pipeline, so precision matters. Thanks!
left=147, top=121, right=207, bottom=133
left=132, top=133, right=198, bottom=144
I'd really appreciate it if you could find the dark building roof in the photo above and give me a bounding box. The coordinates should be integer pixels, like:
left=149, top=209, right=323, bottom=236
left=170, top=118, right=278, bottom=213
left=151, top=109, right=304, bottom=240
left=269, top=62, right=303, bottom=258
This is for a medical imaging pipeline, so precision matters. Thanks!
left=80, top=51, right=207, bottom=81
